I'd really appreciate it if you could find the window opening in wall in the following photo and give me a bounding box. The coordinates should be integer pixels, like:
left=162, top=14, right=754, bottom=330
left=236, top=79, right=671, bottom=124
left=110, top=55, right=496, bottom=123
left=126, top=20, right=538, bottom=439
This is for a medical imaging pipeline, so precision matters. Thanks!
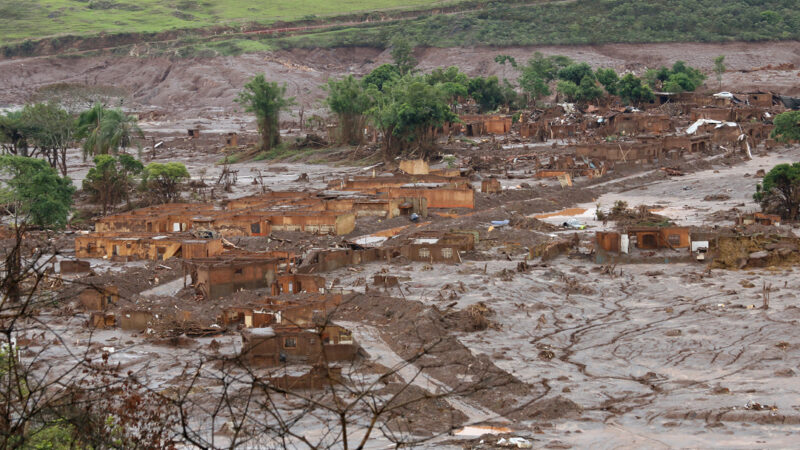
left=418, top=248, right=430, bottom=258
left=441, top=247, right=453, bottom=259
left=284, top=337, right=296, bottom=348
left=251, top=223, right=261, bottom=234
left=668, top=234, right=681, bottom=246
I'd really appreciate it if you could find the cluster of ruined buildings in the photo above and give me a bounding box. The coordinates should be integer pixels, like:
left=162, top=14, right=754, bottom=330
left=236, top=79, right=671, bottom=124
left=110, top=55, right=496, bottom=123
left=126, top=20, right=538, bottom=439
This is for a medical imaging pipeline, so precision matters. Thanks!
left=65, top=89, right=797, bottom=386
left=66, top=166, right=486, bottom=387
left=451, top=90, right=793, bottom=185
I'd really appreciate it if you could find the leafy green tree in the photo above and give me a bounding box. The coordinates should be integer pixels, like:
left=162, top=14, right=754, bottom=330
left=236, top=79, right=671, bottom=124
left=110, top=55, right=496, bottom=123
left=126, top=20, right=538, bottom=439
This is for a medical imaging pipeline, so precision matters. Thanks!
left=20, top=102, right=75, bottom=176
left=595, top=68, right=619, bottom=95
left=390, top=36, right=417, bottom=75
left=141, top=162, right=190, bottom=204
left=523, top=53, right=572, bottom=82
left=426, top=67, right=470, bottom=110
left=770, top=111, right=800, bottom=143
left=556, top=80, right=579, bottom=102
left=494, top=54, right=517, bottom=79
left=617, top=73, right=655, bottom=104
left=713, top=55, right=726, bottom=89
left=363, top=64, right=401, bottom=91
left=515, top=54, right=574, bottom=106
left=83, top=154, right=143, bottom=215
left=0, top=111, right=31, bottom=156
left=557, top=62, right=595, bottom=85
left=426, top=66, right=469, bottom=86
left=76, top=104, right=143, bottom=158
left=557, top=76, right=603, bottom=103
left=467, top=76, right=505, bottom=112
left=325, top=75, right=373, bottom=145
left=0, top=155, right=74, bottom=228
left=754, top=163, right=800, bottom=220
left=367, top=76, right=456, bottom=159
left=577, top=75, right=604, bottom=102
left=236, top=75, right=295, bottom=151
left=494, top=54, right=517, bottom=68
left=518, top=73, right=550, bottom=105
left=663, top=72, right=695, bottom=93
left=647, top=61, right=706, bottom=92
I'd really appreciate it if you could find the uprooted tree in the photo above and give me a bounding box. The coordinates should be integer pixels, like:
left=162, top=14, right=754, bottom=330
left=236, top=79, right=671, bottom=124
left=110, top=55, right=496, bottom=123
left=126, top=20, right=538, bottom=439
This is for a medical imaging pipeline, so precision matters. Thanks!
left=754, top=162, right=800, bottom=220
left=236, top=74, right=295, bottom=151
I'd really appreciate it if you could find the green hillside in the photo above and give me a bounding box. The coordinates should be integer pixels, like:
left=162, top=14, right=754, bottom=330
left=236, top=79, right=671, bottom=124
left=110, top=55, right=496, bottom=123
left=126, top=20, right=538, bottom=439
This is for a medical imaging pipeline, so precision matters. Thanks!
left=282, top=0, right=800, bottom=48
left=2, top=0, right=798, bottom=57
left=0, top=0, right=462, bottom=44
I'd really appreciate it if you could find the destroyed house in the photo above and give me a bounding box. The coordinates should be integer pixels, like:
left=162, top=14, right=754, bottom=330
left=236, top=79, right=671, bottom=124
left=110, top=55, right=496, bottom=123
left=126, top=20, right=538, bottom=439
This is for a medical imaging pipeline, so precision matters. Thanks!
left=263, top=211, right=356, bottom=235
left=605, top=113, right=672, bottom=136
left=383, top=185, right=474, bottom=209
left=94, top=203, right=215, bottom=233
left=690, top=106, right=766, bottom=124
left=75, top=233, right=223, bottom=261
left=575, top=141, right=663, bottom=163
left=184, top=255, right=293, bottom=299
left=457, top=114, right=512, bottom=135
left=328, top=176, right=475, bottom=209
left=222, top=293, right=343, bottom=329
left=79, top=285, right=119, bottom=311
left=93, top=193, right=356, bottom=237
left=328, top=174, right=470, bottom=191
left=389, top=231, right=476, bottom=263
left=241, top=325, right=358, bottom=367
left=272, top=274, right=326, bottom=296
left=398, top=159, right=430, bottom=175
left=232, top=191, right=405, bottom=219
left=196, top=210, right=357, bottom=236
left=738, top=213, right=781, bottom=226
left=627, top=226, right=690, bottom=250
left=746, top=91, right=774, bottom=107
left=266, top=365, right=343, bottom=390
left=596, top=227, right=691, bottom=252
left=297, top=248, right=388, bottom=273
left=224, top=191, right=316, bottom=210
left=481, top=178, right=502, bottom=194
left=658, top=134, right=711, bottom=154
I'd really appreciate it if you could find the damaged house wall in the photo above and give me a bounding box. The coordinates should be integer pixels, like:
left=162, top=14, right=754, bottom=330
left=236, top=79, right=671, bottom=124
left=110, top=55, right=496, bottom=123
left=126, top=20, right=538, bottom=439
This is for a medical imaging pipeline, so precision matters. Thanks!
left=75, top=233, right=224, bottom=261
left=185, top=256, right=292, bottom=299
left=240, top=325, right=358, bottom=367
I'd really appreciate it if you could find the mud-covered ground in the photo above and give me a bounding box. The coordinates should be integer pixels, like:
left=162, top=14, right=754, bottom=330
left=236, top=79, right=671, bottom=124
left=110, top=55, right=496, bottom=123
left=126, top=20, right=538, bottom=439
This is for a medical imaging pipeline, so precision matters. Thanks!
left=1, top=41, right=799, bottom=121
left=9, top=42, right=800, bottom=448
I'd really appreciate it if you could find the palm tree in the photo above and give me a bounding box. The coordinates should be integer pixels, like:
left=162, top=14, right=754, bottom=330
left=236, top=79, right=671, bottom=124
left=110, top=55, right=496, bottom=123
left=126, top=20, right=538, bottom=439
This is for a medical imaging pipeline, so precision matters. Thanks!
left=76, top=104, right=143, bottom=158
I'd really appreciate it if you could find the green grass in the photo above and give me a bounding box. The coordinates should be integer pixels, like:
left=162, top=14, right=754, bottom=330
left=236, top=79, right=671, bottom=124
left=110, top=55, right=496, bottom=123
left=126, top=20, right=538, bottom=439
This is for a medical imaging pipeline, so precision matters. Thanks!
left=0, top=0, right=466, bottom=44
